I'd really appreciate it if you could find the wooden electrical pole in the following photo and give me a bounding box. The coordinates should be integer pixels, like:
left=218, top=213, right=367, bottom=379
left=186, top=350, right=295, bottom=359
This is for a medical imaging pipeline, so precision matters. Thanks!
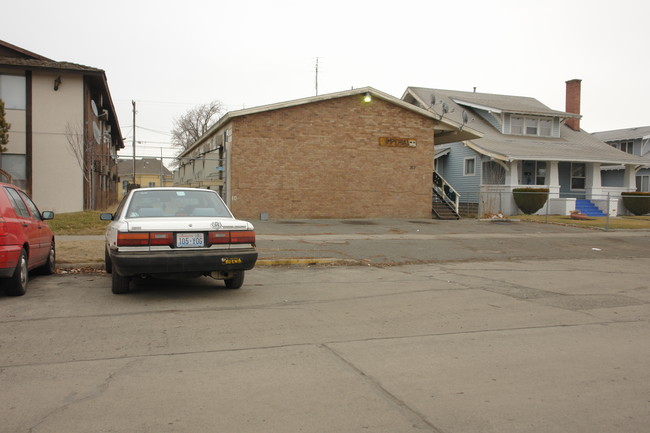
left=132, top=100, right=136, bottom=187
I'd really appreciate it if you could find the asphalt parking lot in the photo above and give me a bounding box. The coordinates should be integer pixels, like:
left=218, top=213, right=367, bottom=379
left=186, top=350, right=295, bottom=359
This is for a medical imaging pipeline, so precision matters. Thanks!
left=2, top=220, right=650, bottom=433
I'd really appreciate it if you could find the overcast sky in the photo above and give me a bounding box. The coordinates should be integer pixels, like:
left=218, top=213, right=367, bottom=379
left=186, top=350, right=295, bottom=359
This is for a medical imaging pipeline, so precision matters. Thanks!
left=4, top=0, right=649, bottom=163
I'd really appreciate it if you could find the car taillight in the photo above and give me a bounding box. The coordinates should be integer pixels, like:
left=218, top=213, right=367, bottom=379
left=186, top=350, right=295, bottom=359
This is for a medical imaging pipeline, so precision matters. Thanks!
left=230, top=230, right=256, bottom=244
left=117, top=232, right=174, bottom=246
left=117, top=232, right=150, bottom=246
left=207, top=230, right=256, bottom=245
left=208, top=231, right=230, bottom=244
left=150, top=232, right=173, bottom=245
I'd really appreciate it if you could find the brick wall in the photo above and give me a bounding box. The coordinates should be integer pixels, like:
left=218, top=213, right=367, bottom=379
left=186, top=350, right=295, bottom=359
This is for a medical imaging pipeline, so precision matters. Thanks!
left=229, top=94, right=436, bottom=219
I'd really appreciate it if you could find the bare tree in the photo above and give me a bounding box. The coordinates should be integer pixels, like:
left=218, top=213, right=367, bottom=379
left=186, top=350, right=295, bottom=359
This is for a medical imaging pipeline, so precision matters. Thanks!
left=171, top=100, right=224, bottom=151
left=0, top=99, right=9, bottom=153
left=64, top=122, right=91, bottom=182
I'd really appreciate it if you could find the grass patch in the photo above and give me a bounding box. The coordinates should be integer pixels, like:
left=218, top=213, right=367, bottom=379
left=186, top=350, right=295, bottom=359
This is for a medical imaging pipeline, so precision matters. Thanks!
left=515, top=214, right=650, bottom=230
left=48, top=211, right=112, bottom=235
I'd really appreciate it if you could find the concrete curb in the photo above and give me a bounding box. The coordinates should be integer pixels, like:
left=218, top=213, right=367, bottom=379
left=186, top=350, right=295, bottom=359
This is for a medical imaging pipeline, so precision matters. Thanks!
left=57, top=258, right=360, bottom=272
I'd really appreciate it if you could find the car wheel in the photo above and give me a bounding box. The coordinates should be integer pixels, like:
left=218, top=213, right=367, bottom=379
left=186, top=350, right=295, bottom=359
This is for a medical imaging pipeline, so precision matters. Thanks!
left=6, top=249, right=28, bottom=296
left=40, top=241, right=56, bottom=275
left=104, top=248, right=113, bottom=274
left=111, top=271, right=130, bottom=294
left=224, top=271, right=245, bottom=289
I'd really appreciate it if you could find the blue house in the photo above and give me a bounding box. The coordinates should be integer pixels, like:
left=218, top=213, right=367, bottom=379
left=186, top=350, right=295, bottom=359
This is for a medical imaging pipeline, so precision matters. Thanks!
left=592, top=126, right=650, bottom=193
left=402, top=80, right=648, bottom=217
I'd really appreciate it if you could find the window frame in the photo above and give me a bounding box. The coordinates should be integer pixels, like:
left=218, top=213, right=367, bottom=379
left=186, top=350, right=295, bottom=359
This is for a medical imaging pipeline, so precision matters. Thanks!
left=509, top=115, right=554, bottom=137
left=464, top=157, right=476, bottom=176
left=570, top=162, right=586, bottom=190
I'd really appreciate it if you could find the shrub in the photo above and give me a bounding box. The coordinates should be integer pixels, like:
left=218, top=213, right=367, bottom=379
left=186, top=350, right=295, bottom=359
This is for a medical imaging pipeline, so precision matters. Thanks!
left=621, top=192, right=650, bottom=216
left=513, top=188, right=549, bottom=215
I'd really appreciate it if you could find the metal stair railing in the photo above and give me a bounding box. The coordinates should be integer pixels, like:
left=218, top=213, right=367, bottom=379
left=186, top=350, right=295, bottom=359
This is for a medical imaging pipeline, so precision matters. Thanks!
left=433, top=172, right=460, bottom=214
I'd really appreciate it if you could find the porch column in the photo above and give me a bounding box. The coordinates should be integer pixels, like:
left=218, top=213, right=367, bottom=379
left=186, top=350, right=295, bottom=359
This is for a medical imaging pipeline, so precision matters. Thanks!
left=623, top=165, right=637, bottom=191
left=547, top=161, right=560, bottom=198
left=505, top=160, right=520, bottom=187
left=586, top=162, right=602, bottom=199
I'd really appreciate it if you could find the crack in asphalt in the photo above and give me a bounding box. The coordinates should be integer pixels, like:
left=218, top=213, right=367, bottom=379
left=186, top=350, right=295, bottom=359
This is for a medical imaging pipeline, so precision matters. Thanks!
left=321, top=343, right=448, bottom=433
left=26, top=358, right=141, bottom=433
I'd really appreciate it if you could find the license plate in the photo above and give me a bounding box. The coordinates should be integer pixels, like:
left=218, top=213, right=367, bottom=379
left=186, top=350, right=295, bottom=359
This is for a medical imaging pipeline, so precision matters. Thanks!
left=176, top=233, right=205, bottom=248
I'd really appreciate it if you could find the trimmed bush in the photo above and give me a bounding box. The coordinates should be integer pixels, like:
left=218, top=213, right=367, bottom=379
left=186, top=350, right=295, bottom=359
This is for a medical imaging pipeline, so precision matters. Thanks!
left=513, top=188, right=549, bottom=215
left=621, top=192, right=650, bottom=215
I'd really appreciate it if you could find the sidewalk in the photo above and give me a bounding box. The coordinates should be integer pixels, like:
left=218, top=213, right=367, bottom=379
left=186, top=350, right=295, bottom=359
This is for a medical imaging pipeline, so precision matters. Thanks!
left=58, top=218, right=650, bottom=268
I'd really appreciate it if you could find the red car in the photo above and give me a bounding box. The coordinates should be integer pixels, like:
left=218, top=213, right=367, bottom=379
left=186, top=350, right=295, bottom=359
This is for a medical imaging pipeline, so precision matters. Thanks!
left=0, top=182, right=55, bottom=296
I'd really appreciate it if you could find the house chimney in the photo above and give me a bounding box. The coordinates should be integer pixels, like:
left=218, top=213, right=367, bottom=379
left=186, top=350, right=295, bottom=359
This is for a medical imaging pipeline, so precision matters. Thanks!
left=565, top=79, right=582, bottom=131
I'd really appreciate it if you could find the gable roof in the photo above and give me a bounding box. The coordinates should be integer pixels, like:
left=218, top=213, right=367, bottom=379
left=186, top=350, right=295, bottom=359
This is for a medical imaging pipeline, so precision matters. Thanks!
left=403, top=87, right=648, bottom=166
left=0, top=39, right=124, bottom=149
left=118, top=158, right=172, bottom=176
left=592, top=126, right=650, bottom=142
left=180, top=87, right=483, bottom=157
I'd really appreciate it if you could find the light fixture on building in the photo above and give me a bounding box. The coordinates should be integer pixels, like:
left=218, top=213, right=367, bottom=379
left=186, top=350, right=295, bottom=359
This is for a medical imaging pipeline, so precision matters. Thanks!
left=363, top=92, right=372, bottom=103
left=54, top=76, right=62, bottom=91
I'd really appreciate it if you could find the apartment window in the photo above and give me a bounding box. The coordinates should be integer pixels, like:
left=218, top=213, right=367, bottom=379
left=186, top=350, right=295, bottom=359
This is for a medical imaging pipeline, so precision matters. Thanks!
left=510, top=116, right=554, bottom=137
left=0, top=154, right=26, bottom=189
left=571, top=163, right=586, bottom=190
left=0, top=75, right=26, bottom=110
left=464, top=157, right=476, bottom=176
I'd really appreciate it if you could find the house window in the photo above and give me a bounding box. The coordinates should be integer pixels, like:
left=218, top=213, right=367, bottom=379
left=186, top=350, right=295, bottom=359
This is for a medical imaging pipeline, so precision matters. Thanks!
left=536, top=161, right=546, bottom=185
left=571, top=163, right=586, bottom=190
left=620, top=141, right=634, bottom=154
left=510, top=116, right=554, bottom=137
left=122, top=180, right=128, bottom=190
left=511, top=116, right=524, bottom=135
left=539, top=119, right=552, bottom=136
left=637, top=175, right=649, bottom=192
left=525, top=118, right=538, bottom=135
left=148, top=182, right=156, bottom=187
left=464, top=157, right=476, bottom=176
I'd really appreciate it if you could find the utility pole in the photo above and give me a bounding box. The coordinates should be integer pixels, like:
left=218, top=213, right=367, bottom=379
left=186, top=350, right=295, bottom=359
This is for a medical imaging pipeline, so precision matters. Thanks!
left=315, top=57, right=319, bottom=96
left=132, top=100, right=136, bottom=188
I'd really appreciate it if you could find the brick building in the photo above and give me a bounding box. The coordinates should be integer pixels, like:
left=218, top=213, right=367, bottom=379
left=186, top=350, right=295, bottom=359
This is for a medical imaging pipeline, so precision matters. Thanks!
left=175, top=87, right=480, bottom=219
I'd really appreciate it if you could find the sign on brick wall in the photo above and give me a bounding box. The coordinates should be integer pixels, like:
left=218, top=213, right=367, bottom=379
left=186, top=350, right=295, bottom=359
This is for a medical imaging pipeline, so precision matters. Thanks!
left=378, top=137, right=417, bottom=148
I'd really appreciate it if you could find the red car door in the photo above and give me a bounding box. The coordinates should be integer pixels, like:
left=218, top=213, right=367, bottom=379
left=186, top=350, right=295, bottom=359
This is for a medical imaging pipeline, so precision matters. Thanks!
left=18, top=189, right=51, bottom=265
left=3, top=187, right=47, bottom=266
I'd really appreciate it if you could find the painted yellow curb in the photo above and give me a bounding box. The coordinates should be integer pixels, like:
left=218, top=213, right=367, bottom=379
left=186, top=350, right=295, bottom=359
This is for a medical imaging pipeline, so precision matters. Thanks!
left=256, top=258, right=357, bottom=266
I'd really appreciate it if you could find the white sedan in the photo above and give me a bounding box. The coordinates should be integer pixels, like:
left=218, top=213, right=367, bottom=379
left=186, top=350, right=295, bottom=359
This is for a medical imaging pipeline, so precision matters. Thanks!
left=100, top=187, right=257, bottom=294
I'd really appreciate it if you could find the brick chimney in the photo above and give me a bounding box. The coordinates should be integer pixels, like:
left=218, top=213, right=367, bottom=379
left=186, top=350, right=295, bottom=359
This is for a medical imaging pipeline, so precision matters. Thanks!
left=565, top=79, right=582, bottom=131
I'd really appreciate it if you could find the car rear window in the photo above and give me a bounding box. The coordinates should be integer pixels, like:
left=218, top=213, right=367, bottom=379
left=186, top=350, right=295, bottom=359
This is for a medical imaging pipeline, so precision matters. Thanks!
left=4, top=186, right=31, bottom=218
left=125, top=190, right=232, bottom=218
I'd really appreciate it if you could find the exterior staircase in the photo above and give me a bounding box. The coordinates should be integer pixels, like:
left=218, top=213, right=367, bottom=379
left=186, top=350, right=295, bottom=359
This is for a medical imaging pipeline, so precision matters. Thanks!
left=432, top=172, right=461, bottom=220
left=575, top=199, right=607, bottom=217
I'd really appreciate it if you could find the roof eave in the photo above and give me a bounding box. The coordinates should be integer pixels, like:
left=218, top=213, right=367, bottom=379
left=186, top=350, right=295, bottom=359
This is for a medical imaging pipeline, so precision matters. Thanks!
left=181, top=87, right=482, bottom=156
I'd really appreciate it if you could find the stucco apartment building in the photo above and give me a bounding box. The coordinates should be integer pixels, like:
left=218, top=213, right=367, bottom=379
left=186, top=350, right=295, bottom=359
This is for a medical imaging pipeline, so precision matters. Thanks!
left=0, top=40, right=123, bottom=212
left=176, top=87, right=480, bottom=219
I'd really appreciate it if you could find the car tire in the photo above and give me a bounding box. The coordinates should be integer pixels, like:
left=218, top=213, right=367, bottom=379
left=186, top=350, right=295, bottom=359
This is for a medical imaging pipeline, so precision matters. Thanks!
left=6, top=249, right=28, bottom=296
left=40, top=241, right=56, bottom=275
left=104, top=248, right=113, bottom=274
left=111, top=271, right=130, bottom=294
left=224, top=271, right=245, bottom=289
